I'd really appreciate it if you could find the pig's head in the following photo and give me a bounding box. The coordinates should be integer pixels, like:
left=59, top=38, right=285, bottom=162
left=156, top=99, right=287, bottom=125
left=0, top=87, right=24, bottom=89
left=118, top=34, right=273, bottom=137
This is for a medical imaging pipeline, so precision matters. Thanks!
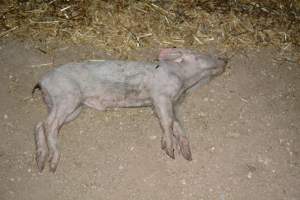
left=159, top=48, right=226, bottom=78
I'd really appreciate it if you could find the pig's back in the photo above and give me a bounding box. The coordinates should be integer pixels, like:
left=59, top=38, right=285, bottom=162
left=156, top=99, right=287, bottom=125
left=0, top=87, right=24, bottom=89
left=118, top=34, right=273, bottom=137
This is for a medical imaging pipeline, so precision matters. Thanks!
left=41, top=60, right=157, bottom=97
left=56, top=60, right=155, bottom=83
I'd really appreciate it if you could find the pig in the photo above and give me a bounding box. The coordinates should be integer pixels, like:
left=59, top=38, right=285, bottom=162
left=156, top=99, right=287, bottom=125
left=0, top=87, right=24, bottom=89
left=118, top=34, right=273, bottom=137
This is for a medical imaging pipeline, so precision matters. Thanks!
left=33, top=48, right=226, bottom=172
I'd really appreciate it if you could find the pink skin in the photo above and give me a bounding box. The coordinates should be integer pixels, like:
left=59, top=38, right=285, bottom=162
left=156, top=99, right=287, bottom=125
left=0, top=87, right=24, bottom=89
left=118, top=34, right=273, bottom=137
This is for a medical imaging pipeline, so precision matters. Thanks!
left=34, top=48, right=226, bottom=172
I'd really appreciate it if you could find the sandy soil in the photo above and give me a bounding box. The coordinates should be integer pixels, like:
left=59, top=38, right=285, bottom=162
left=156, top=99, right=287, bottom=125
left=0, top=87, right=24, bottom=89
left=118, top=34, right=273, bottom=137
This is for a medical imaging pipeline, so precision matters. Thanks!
left=0, top=39, right=299, bottom=200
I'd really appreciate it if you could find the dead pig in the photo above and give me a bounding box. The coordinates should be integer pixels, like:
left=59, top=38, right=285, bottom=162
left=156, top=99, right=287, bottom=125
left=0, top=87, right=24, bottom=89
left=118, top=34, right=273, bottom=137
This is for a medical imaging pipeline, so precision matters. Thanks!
left=33, top=48, right=226, bottom=172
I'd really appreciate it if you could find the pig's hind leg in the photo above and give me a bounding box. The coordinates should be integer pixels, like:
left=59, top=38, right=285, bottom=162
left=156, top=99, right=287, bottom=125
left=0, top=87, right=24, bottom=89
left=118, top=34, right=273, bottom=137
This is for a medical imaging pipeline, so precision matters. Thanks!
left=64, top=107, right=82, bottom=123
left=35, top=121, right=48, bottom=172
left=34, top=88, right=53, bottom=172
left=36, top=91, right=81, bottom=172
left=46, top=96, right=81, bottom=172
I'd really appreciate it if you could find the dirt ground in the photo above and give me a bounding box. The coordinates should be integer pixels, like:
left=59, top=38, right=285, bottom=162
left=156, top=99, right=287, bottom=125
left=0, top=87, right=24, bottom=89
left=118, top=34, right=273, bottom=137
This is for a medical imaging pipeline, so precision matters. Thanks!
left=0, top=38, right=299, bottom=200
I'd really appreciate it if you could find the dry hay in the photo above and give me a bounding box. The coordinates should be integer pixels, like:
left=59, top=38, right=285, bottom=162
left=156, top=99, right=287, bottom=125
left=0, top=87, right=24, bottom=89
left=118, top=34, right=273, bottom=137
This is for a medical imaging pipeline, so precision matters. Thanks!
left=0, top=0, right=299, bottom=60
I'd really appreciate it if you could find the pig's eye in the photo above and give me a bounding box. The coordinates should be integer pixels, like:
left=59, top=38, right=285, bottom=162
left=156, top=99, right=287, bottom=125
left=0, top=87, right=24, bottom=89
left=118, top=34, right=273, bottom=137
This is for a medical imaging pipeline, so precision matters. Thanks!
left=195, top=55, right=202, bottom=60
left=190, top=55, right=201, bottom=61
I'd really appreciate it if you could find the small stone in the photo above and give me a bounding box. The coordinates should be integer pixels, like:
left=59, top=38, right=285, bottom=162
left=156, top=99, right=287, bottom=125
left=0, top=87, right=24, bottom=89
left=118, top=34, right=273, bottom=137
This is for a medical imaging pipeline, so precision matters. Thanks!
left=149, top=135, right=157, bottom=140
left=180, top=179, right=186, bottom=185
left=198, top=112, right=206, bottom=117
left=209, top=146, right=215, bottom=152
left=89, top=146, right=96, bottom=151
left=118, top=165, right=124, bottom=170
left=247, top=172, right=252, bottom=179
left=279, top=139, right=284, bottom=144
left=27, top=168, right=32, bottom=173
left=4, top=114, right=8, bottom=119
left=203, top=97, right=209, bottom=102
left=10, top=178, right=15, bottom=182
left=258, top=156, right=271, bottom=165
left=226, top=132, right=240, bottom=138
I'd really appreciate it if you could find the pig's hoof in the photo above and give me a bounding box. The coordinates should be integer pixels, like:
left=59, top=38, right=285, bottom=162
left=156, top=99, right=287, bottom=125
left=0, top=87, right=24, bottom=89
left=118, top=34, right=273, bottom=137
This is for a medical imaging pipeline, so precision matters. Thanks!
left=36, top=150, right=48, bottom=172
left=49, top=164, right=58, bottom=173
left=48, top=151, right=60, bottom=173
left=161, top=137, right=167, bottom=150
left=165, top=147, right=175, bottom=159
left=179, top=136, right=192, bottom=161
left=161, top=136, right=175, bottom=159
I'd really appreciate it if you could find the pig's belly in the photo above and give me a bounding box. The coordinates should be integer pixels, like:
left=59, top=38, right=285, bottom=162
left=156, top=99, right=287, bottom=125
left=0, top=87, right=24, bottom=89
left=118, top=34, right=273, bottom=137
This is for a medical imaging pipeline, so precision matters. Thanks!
left=81, top=78, right=152, bottom=110
left=83, top=94, right=152, bottom=111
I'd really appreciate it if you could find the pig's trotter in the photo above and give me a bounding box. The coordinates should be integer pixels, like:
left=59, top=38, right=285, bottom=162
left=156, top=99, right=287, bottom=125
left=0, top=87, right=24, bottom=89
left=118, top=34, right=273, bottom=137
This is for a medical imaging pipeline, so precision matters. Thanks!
left=48, top=150, right=60, bottom=173
left=36, top=150, right=47, bottom=172
left=172, top=121, right=192, bottom=161
left=165, top=146, right=175, bottom=159
left=161, top=136, right=175, bottom=159
left=161, top=134, right=175, bottom=159
left=161, top=136, right=167, bottom=150
left=34, top=122, right=48, bottom=172
left=46, top=120, right=60, bottom=173
left=178, top=136, right=192, bottom=161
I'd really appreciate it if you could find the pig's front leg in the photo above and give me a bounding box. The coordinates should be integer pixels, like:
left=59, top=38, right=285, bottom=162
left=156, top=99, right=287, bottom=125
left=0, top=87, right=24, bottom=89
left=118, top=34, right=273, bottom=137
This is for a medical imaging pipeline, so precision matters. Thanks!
left=173, top=120, right=192, bottom=161
left=152, top=96, right=176, bottom=159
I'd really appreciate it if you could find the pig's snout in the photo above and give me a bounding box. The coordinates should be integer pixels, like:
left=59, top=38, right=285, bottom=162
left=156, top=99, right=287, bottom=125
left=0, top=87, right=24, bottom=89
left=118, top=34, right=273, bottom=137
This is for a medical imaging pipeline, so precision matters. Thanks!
left=210, top=58, right=227, bottom=76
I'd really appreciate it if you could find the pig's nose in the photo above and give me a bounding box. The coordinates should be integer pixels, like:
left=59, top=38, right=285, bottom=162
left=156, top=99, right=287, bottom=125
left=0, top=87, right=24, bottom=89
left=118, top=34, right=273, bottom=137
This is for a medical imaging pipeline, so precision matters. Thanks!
left=212, top=67, right=224, bottom=76
left=217, top=57, right=228, bottom=67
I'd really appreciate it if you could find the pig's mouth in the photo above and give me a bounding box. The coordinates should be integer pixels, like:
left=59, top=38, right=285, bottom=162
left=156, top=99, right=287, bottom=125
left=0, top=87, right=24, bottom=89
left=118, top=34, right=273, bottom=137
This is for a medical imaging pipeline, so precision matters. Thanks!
left=210, top=65, right=225, bottom=76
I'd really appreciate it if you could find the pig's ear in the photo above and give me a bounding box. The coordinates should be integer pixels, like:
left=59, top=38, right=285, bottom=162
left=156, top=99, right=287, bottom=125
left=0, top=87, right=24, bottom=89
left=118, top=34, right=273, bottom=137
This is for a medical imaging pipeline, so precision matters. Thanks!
left=159, top=48, right=183, bottom=63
